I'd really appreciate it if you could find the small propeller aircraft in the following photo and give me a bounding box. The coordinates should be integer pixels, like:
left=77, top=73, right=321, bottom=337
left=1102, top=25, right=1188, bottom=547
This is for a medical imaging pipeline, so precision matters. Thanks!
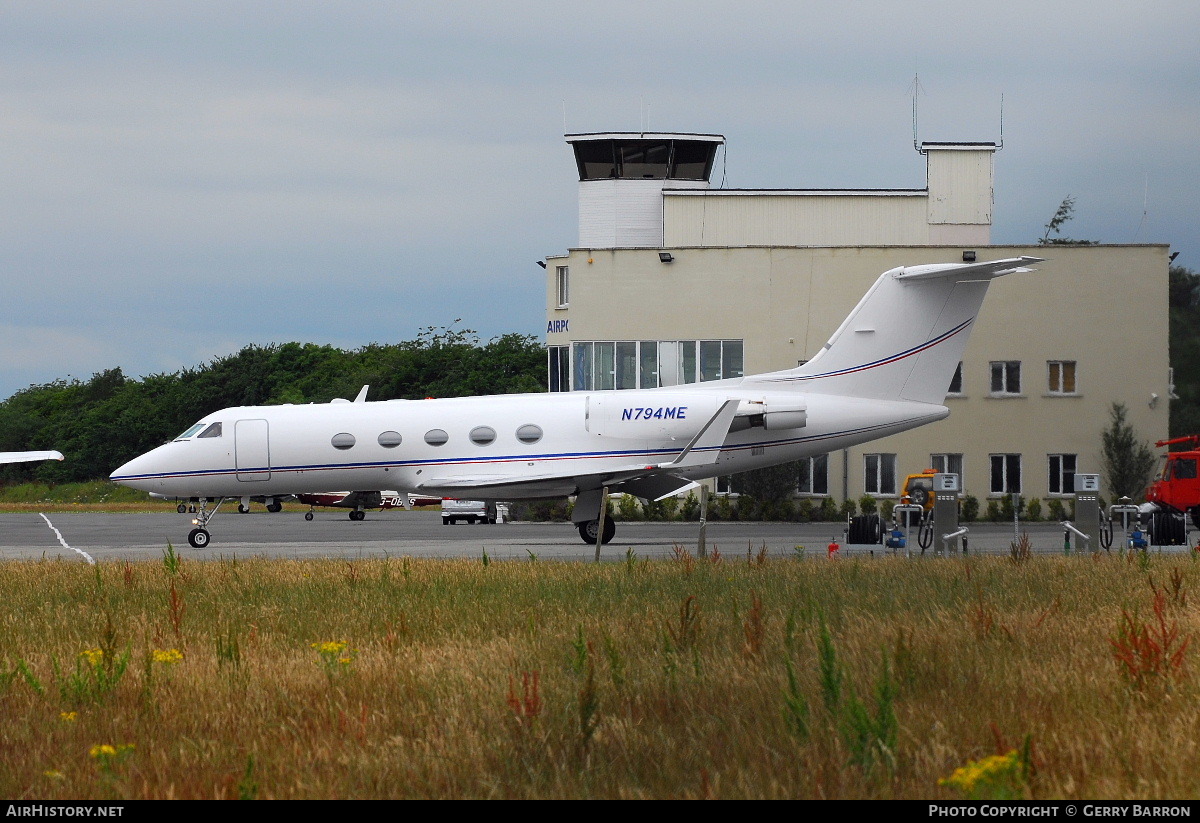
left=295, top=490, right=417, bottom=521
left=110, top=256, right=1042, bottom=549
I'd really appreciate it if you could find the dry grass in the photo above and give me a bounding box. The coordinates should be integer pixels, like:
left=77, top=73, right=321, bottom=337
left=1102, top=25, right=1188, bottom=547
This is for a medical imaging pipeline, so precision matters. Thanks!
left=2, top=552, right=1200, bottom=799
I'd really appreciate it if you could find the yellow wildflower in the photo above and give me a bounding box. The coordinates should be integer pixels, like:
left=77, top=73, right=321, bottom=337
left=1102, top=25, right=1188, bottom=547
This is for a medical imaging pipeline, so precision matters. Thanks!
left=311, top=641, right=347, bottom=655
left=89, top=743, right=135, bottom=761
left=59, top=711, right=78, bottom=723
left=79, top=648, right=103, bottom=666
left=940, top=750, right=1024, bottom=799
left=152, top=649, right=184, bottom=664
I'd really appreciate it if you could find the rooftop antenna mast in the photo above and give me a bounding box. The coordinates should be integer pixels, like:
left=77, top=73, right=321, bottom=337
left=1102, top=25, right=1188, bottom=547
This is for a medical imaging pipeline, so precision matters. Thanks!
left=910, top=73, right=925, bottom=153
left=997, top=93, right=1005, bottom=150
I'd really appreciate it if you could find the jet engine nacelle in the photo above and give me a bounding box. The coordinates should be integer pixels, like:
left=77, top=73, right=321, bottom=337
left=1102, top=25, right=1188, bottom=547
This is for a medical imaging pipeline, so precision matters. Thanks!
left=734, top=398, right=808, bottom=431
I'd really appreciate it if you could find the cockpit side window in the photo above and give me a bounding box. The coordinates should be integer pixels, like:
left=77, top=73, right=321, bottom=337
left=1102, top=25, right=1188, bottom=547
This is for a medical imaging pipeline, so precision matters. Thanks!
left=197, top=422, right=223, bottom=439
left=174, top=423, right=206, bottom=441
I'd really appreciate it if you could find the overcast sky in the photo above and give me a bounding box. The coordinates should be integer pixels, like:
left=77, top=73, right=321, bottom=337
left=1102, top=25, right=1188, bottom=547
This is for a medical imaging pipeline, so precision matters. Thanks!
left=1, top=1, right=1195, bottom=401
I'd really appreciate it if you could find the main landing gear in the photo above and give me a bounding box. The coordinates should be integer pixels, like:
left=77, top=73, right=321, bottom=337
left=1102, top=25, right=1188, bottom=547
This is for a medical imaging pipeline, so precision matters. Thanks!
left=577, top=517, right=615, bottom=545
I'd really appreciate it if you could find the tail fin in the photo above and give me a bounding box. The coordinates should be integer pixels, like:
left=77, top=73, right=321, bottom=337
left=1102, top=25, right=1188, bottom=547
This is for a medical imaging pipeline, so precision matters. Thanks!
left=747, top=257, right=1043, bottom=404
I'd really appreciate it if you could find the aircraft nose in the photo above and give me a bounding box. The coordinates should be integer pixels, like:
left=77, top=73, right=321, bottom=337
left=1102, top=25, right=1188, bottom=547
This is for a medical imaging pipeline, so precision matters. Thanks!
left=110, top=449, right=160, bottom=490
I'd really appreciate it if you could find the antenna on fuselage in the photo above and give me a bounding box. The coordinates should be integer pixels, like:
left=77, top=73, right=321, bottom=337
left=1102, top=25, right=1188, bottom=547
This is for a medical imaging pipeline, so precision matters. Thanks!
left=353, top=385, right=369, bottom=403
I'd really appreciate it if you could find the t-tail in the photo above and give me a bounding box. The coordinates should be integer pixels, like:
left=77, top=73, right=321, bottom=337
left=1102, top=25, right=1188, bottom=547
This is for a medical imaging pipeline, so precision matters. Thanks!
left=746, top=257, right=1043, bottom=404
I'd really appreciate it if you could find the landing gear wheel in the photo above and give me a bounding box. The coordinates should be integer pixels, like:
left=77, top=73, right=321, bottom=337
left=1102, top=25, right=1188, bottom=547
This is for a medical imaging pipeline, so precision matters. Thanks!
left=578, top=518, right=616, bottom=545
left=177, top=503, right=187, bottom=513
left=304, top=511, right=314, bottom=521
left=349, top=510, right=365, bottom=521
left=266, top=502, right=282, bottom=513
left=188, top=528, right=210, bottom=549
left=237, top=504, right=249, bottom=514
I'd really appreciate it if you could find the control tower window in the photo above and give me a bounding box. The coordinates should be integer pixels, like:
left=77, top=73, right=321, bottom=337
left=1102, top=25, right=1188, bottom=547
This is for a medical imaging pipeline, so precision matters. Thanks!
left=575, top=141, right=617, bottom=179
left=572, top=138, right=720, bottom=181
left=671, top=140, right=716, bottom=179
left=619, top=142, right=670, bottom=179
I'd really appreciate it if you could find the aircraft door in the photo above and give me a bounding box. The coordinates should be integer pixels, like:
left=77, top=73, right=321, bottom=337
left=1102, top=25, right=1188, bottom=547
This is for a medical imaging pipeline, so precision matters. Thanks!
left=235, top=419, right=271, bottom=482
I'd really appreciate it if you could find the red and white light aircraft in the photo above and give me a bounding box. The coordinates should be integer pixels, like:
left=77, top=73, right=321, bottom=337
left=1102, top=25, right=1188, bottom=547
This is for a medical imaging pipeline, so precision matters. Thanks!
left=111, top=257, right=1042, bottom=548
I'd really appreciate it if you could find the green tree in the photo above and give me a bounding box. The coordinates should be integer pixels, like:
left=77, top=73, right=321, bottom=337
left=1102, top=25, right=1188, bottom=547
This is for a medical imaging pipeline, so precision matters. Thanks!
left=1037, top=196, right=1098, bottom=246
left=1100, top=402, right=1157, bottom=500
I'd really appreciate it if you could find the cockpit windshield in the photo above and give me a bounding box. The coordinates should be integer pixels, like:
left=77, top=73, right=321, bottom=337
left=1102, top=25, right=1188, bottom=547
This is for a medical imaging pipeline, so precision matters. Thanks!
left=174, top=423, right=206, bottom=441
left=173, top=421, right=223, bottom=441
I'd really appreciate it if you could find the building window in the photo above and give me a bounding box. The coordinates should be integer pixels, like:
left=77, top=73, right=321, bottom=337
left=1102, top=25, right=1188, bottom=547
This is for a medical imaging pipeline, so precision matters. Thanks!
left=1048, top=454, right=1077, bottom=495
left=931, top=453, right=964, bottom=480
left=864, top=453, right=897, bottom=496
left=990, top=454, right=1022, bottom=494
left=715, top=475, right=735, bottom=495
left=615, top=342, right=637, bottom=389
left=797, top=454, right=829, bottom=495
left=1048, top=361, right=1077, bottom=394
left=566, top=339, right=743, bottom=391
left=990, top=361, right=1021, bottom=395
left=548, top=346, right=569, bottom=392
left=948, top=362, right=964, bottom=394
left=639, top=341, right=659, bottom=389
left=555, top=266, right=569, bottom=307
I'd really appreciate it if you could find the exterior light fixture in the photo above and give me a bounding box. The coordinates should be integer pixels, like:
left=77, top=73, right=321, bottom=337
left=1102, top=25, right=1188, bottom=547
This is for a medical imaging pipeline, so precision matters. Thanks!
left=962, top=250, right=977, bottom=262
left=658, top=252, right=674, bottom=263
left=536, top=261, right=547, bottom=269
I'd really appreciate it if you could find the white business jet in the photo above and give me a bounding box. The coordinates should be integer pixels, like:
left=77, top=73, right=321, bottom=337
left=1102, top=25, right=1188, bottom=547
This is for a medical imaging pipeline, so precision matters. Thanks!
left=110, top=257, right=1042, bottom=549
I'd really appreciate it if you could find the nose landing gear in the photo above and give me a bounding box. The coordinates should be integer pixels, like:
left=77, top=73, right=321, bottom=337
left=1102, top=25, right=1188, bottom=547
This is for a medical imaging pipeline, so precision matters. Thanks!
left=187, top=498, right=225, bottom=548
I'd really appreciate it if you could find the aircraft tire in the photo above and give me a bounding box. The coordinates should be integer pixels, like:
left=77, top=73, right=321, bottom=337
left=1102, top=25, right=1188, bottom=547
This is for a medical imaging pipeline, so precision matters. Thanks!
left=188, top=528, right=210, bottom=549
left=577, top=518, right=616, bottom=545
left=177, top=503, right=187, bottom=513
left=305, top=511, right=314, bottom=521
left=238, top=504, right=249, bottom=514
left=267, top=502, right=282, bottom=513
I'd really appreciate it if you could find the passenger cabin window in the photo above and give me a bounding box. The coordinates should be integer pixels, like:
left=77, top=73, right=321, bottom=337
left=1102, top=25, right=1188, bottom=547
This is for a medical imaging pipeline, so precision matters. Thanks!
left=469, top=426, right=496, bottom=446
left=424, top=429, right=449, bottom=447
left=378, top=431, right=402, bottom=448
left=331, top=433, right=355, bottom=450
left=197, top=422, right=223, bottom=438
left=516, top=424, right=543, bottom=444
left=175, top=423, right=206, bottom=440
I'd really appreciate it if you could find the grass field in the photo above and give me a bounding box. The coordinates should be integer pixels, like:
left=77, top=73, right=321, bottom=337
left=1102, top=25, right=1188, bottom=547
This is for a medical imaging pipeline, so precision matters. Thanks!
left=1, top=549, right=1198, bottom=799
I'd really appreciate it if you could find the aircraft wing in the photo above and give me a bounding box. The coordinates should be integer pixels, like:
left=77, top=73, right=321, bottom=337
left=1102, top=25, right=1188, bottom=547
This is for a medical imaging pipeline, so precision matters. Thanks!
left=416, top=400, right=738, bottom=501
left=0, top=450, right=64, bottom=465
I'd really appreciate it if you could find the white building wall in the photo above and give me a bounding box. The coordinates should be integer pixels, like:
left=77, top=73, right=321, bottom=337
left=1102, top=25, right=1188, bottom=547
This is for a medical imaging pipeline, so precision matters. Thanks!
left=664, top=191, right=931, bottom=246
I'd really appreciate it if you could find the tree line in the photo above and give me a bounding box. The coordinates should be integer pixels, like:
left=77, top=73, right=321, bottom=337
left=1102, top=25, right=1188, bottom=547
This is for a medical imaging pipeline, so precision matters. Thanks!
left=0, top=327, right=546, bottom=484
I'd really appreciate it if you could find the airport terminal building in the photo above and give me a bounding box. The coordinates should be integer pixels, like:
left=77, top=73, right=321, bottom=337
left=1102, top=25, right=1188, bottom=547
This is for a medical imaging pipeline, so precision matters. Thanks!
left=542, top=131, right=1171, bottom=506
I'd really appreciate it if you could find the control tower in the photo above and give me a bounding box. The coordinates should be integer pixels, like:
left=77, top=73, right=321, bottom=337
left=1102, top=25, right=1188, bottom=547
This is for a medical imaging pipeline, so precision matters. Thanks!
left=566, top=132, right=725, bottom=248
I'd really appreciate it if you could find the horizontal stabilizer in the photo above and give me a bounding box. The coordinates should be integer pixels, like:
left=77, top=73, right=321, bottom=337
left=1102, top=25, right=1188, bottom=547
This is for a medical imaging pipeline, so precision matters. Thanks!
left=893, top=256, right=1043, bottom=282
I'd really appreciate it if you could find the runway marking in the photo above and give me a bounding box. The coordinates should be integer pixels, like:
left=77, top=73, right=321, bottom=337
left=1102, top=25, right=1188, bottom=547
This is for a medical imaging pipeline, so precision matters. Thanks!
left=40, top=513, right=94, bottom=565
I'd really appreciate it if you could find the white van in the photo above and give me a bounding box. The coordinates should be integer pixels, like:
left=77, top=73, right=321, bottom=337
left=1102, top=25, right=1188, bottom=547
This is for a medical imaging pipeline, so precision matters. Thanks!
left=441, top=498, right=498, bottom=525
